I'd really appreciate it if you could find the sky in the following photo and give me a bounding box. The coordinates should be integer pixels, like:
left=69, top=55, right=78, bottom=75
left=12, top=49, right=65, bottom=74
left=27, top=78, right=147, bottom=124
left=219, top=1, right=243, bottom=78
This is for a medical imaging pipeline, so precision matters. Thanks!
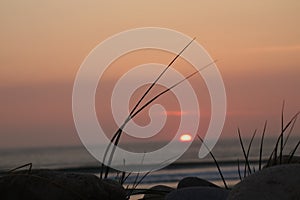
left=0, top=1, right=300, bottom=148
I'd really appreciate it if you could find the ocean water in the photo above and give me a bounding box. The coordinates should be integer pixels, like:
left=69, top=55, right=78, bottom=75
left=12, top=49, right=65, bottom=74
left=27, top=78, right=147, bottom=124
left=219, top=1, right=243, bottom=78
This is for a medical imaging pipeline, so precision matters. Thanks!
left=0, top=136, right=299, bottom=189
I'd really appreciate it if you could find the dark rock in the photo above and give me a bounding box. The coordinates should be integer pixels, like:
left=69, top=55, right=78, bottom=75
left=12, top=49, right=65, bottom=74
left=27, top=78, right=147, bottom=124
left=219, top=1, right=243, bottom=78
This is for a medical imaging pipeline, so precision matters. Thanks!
left=142, top=185, right=174, bottom=199
left=177, top=177, right=220, bottom=189
left=102, top=179, right=127, bottom=200
left=0, top=169, right=126, bottom=200
left=165, top=186, right=229, bottom=200
left=228, top=164, right=300, bottom=200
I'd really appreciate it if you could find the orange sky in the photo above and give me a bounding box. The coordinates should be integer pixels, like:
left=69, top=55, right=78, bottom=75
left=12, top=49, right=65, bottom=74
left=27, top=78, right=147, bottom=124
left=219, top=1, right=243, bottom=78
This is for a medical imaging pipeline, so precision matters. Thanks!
left=0, top=1, right=299, bottom=148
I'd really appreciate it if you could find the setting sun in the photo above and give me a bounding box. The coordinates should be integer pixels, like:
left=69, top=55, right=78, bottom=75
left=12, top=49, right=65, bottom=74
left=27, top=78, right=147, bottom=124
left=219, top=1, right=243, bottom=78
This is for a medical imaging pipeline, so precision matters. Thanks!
left=179, top=134, right=192, bottom=142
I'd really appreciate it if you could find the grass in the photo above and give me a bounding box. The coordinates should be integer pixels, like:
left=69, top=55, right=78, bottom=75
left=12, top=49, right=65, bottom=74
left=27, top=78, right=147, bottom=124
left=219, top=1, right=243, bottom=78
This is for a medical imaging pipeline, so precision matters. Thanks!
left=259, top=121, right=267, bottom=170
left=97, top=37, right=299, bottom=198
left=126, top=107, right=299, bottom=198
left=96, top=37, right=223, bottom=199
left=100, top=37, right=196, bottom=179
left=236, top=105, right=299, bottom=180
left=191, top=106, right=299, bottom=193
left=197, top=136, right=228, bottom=189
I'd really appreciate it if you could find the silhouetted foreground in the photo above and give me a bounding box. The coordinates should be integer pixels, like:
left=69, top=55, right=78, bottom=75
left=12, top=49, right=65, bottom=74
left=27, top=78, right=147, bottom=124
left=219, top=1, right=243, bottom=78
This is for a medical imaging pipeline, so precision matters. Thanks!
left=0, top=169, right=126, bottom=200
left=0, top=160, right=299, bottom=200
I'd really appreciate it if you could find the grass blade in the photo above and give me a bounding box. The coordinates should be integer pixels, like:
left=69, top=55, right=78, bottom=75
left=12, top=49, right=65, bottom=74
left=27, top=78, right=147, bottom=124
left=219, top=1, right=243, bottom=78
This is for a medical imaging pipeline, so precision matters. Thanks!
left=280, top=100, right=285, bottom=164
left=283, top=115, right=298, bottom=148
left=131, top=60, right=217, bottom=120
left=131, top=152, right=146, bottom=189
left=288, top=140, right=300, bottom=163
left=129, top=37, right=196, bottom=117
left=198, top=135, right=228, bottom=189
left=259, top=121, right=267, bottom=170
left=245, top=129, right=256, bottom=175
left=128, top=154, right=181, bottom=197
left=7, top=163, right=32, bottom=174
left=237, top=128, right=251, bottom=177
left=267, top=111, right=300, bottom=166
left=237, top=159, right=242, bottom=181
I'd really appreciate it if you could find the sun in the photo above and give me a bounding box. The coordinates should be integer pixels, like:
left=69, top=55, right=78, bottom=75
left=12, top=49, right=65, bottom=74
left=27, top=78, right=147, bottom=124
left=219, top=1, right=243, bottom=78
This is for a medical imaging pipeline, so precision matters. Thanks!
left=179, top=134, right=192, bottom=142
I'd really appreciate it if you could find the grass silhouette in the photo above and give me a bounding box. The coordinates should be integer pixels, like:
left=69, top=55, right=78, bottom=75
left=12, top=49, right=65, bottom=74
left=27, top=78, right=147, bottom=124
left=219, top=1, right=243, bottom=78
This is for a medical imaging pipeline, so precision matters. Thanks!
left=100, top=37, right=196, bottom=179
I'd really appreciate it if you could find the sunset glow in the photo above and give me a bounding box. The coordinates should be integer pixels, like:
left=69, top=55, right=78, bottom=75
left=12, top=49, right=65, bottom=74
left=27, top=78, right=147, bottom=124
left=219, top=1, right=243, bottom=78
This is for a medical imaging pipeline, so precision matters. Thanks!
left=164, top=111, right=188, bottom=116
left=180, top=134, right=192, bottom=142
left=0, top=1, right=299, bottom=148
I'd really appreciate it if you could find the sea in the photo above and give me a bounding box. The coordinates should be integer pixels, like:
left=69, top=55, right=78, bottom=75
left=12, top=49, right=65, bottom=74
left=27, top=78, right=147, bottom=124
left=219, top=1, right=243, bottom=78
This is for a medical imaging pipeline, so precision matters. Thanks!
left=1, top=136, right=299, bottom=198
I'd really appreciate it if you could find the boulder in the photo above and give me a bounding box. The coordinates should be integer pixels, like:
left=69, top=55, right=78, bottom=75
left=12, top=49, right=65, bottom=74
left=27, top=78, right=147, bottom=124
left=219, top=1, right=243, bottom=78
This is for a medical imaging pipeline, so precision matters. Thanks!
left=0, top=169, right=126, bottom=200
left=101, top=179, right=127, bottom=200
left=177, top=177, right=220, bottom=189
left=142, top=185, right=174, bottom=200
left=228, top=164, right=300, bottom=200
left=165, top=186, right=229, bottom=200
